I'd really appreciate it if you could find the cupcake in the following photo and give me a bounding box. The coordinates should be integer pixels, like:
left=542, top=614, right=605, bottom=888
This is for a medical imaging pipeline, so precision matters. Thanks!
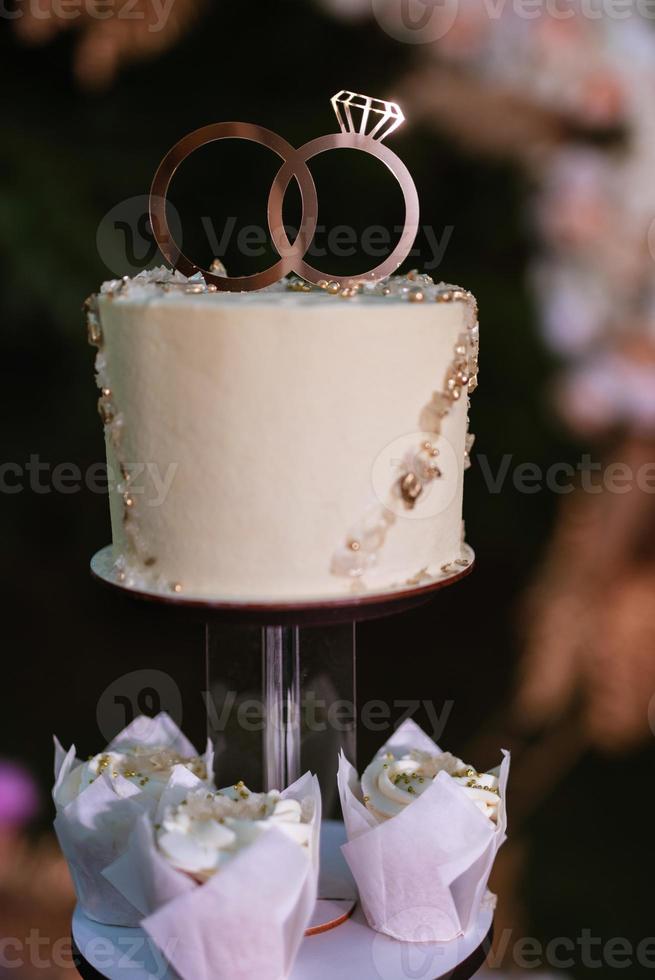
left=103, top=771, right=322, bottom=980
left=361, top=748, right=500, bottom=823
left=156, top=783, right=316, bottom=882
left=52, top=713, right=213, bottom=926
left=62, top=744, right=210, bottom=805
left=338, top=719, right=510, bottom=943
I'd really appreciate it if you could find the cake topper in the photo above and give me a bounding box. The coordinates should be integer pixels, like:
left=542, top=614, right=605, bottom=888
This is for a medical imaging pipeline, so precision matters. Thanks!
left=149, top=92, right=420, bottom=292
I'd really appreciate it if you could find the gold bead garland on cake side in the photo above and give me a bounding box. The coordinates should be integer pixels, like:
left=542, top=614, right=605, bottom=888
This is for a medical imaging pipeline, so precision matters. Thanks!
left=84, top=289, right=181, bottom=594
left=329, top=274, right=479, bottom=588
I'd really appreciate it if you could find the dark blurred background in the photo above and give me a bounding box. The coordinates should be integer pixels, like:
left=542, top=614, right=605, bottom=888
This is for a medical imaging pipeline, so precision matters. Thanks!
left=2, top=1, right=655, bottom=977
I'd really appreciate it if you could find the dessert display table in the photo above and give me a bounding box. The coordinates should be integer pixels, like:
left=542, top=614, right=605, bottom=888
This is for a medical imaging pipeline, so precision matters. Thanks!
left=72, top=821, right=493, bottom=980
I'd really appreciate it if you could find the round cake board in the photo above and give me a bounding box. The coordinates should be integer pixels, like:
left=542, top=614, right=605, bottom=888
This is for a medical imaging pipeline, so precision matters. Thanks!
left=90, top=545, right=475, bottom=625
left=72, top=821, right=492, bottom=980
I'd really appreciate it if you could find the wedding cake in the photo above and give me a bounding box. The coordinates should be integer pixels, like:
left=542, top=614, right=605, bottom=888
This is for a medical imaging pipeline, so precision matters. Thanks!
left=85, top=269, right=478, bottom=603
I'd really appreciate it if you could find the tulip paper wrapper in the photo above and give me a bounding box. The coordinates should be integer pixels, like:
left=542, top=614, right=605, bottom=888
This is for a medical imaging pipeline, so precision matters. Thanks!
left=103, top=770, right=321, bottom=980
left=52, top=713, right=213, bottom=928
left=337, top=719, right=509, bottom=944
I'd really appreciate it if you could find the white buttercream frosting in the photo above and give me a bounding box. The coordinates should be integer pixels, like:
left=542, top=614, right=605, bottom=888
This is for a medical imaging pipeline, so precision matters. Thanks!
left=361, top=748, right=500, bottom=823
left=156, top=784, right=315, bottom=880
left=89, top=268, right=478, bottom=601
left=72, top=746, right=209, bottom=800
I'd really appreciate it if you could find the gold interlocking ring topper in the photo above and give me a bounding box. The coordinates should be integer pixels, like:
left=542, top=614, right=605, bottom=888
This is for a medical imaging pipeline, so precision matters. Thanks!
left=149, top=92, right=420, bottom=292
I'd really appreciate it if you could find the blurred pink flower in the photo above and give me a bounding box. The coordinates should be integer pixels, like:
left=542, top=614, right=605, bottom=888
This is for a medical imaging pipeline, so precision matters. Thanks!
left=0, top=761, right=39, bottom=828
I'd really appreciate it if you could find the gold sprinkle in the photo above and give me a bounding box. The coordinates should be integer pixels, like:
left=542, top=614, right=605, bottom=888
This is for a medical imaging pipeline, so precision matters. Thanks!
left=326, top=281, right=340, bottom=295
left=349, top=540, right=361, bottom=552
left=171, top=582, right=183, bottom=594
left=363, top=796, right=370, bottom=803
left=408, top=289, right=424, bottom=303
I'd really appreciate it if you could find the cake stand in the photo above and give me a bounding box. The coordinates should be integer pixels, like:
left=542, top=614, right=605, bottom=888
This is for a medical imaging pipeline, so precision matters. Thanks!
left=72, top=822, right=492, bottom=980
left=83, top=544, right=491, bottom=980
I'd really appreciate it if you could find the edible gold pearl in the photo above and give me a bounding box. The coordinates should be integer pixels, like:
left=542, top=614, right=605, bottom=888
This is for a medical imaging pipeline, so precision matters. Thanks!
left=408, top=289, right=424, bottom=302
left=326, top=281, right=340, bottom=295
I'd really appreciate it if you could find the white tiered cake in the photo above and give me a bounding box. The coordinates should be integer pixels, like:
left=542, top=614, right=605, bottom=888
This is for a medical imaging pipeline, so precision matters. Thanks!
left=86, top=269, right=478, bottom=602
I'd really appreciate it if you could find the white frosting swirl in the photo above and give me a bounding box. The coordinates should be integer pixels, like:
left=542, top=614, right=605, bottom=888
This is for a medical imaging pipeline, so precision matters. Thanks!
left=156, top=783, right=315, bottom=880
left=75, top=746, right=209, bottom=800
left=361, top=749, right=500, bottom=823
